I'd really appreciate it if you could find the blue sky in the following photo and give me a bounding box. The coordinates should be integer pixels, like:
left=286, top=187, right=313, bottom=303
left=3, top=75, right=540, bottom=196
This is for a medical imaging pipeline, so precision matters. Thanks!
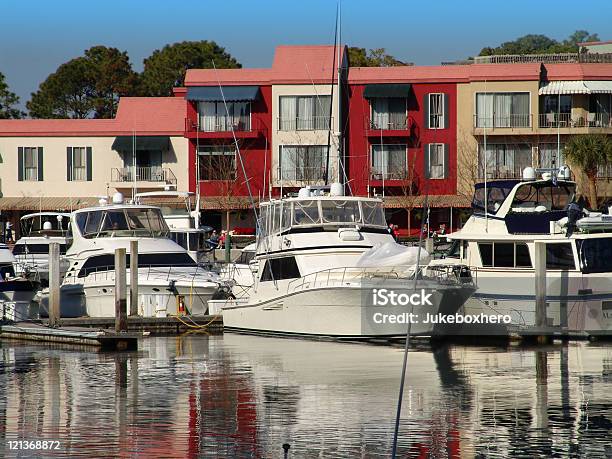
left=1, top=0, right=611, bottom=111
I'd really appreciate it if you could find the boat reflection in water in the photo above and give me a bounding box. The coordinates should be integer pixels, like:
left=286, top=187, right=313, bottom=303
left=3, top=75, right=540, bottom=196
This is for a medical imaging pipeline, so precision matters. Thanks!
left=0, top=336, right=610, bottom=457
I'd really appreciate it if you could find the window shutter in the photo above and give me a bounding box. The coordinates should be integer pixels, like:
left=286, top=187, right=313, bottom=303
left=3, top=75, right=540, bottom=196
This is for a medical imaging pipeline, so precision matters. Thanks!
left=443, top=94, right=449, bottom=129
left=86, top=147, right=93, bottom=181
left=18, top=147, right=24, bottom=181
left=37, top=147, right=44, bottom=181
left=443, top=144, right=450, bottom=179
left=424, top=144, right=431, bottom=179
left=423, top=94, right=430, bottom=129
left=66, top=147, right=73, bottom=181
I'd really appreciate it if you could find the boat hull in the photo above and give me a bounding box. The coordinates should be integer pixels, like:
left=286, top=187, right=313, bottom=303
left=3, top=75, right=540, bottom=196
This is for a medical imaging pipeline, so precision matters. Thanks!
left=218, top=282, right=474, bottom=338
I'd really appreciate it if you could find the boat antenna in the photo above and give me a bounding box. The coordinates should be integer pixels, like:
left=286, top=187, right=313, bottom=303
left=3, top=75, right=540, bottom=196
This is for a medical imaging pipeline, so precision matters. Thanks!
left=323, top=1, right=339, bottom=185
left=483, top=80, right=488, bottom=233
left=212, top=60, right=277, bottom=289
left=195, top=116, right=201, bottom=228
left=391, top=110, right=438, bottom=458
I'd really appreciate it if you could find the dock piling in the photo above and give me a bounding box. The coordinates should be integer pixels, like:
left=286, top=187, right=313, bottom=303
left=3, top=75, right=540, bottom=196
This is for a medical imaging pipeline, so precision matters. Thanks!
left=48, top=242, right=61, bottom=327
left=534, top=241, right=547, bottom=329
left=129, top=240, right=138, bottom=316
left=115, top=248, right=127, bottom=332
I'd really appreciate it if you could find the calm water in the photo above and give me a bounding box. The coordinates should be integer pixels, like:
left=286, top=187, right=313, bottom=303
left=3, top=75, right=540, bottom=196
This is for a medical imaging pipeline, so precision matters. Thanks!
left=0, top=335, right=611, bottom=458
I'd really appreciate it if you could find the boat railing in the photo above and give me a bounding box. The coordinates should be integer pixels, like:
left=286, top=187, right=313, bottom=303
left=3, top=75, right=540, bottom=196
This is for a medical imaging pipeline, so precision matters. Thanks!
left=63, top=264, right=218, bottom=285
left=286, top=264, right=472, bottom=294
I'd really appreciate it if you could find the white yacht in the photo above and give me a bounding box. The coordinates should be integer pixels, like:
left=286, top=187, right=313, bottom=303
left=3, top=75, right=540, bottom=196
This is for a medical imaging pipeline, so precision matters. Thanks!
left=431, top=168, right=612, bottom=336
left=13, top=212, right=70, bottom=285
left=39, top=194, right=226, bottom=318
left=0, top=243, right=40, bottom=321
left=213, top=185, right=475, bottom=338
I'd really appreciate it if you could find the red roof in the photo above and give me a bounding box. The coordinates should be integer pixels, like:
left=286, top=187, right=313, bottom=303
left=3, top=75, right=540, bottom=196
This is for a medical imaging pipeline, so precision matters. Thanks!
left=0, top=97, right=186, bottom=137
left=185, top=45, right=344, bottom=86
left=348, top=63, right=541, bottom=84
left=544, top=63, right=612, bottom=81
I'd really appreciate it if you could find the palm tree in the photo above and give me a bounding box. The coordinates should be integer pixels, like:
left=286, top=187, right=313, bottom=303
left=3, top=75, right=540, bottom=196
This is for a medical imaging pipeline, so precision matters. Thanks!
left=563, top=134, right=612, bottom=208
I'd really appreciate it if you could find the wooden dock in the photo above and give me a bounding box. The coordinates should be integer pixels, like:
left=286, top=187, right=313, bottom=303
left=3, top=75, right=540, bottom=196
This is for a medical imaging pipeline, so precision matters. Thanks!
left=0, top=322, right=140, bottom=350
left=36, top=315, right=224, bottom=334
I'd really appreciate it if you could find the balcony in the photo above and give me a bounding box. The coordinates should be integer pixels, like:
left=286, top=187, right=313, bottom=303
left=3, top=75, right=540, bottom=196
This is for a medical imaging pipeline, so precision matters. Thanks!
left=538, top=112, right=612, bottom=130
left=184, top=116, right=265, bottom=139
left=110, top=167, right=177, bottom=188
left=364, top=115, right=411, bottom=137
left=473, top=114, right=533, bottom=135
left=277, top=116, right=332, bottom=131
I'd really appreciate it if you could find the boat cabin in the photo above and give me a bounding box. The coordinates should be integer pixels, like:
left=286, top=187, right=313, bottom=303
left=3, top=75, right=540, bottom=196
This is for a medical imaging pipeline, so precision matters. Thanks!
left=71, top=205, right=169, bottom=239
left=19, top=212, right=70, bottom=238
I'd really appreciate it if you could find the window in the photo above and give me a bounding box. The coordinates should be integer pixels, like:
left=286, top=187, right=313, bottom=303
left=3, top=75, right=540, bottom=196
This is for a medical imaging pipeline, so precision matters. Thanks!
left=478, top=242, right=532, bottom=268
left=198, top=146, right=236, bottom=181
left=538, top=143, right=565, bottom=170
left=578, top=238, right=612, bottom=274
left=478, top=143, right=532, bottom=179
left=18, top=147, right=41, bottom=181
left=427, top=144, right=446, bottom=179
left=475, top=92, right=530, bottom=128
left=279, top=96, right=331, bottom=130
left=198, top=101, right=251, bottom=132
left=371, top=144, right=407, bottom=179
left=260, top=256, right=301, bottom=281
left=78, top=252, right=195, bottom=277
left=428, top=93, right=444, bottom=128
left=546, top=243, right=575, bottom=270
left=67, top=147, right=89, bottom=181
left=370, top=98, right=407, bottom=129
left=279, top=145, right=327, bottom=182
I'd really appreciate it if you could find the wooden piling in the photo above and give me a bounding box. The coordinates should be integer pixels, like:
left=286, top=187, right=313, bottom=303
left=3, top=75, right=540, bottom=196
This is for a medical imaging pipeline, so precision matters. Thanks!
left=115, top=248, right=127, bottom=332
left=129, top=240, right=138, bottom=316
left=534, top=241, right=547, bottom=329
left=48, top=242, right=61, bottom=327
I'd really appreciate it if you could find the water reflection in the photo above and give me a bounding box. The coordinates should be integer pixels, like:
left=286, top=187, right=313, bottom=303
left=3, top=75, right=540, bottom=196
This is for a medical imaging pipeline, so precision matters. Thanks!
left=0, top=336, right=610, bottom=458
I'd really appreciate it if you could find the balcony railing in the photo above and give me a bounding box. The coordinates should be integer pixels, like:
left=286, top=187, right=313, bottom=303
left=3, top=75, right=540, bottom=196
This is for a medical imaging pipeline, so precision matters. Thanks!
left=538, top=112, right=612, bottom=129
left=473, top=114, right=532, bottom=129
left=111, top=167, right=177, bottom=185
left=277, top=166, right=326, bottom=182
left=365, top=115, right=409, bottom=131
left=278, top=116, right=332, bottom=131
left=185, top=116, right=263, bottom=133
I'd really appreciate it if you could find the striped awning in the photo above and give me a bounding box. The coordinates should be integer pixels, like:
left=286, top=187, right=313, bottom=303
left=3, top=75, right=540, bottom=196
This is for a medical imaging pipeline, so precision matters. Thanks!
left=539, top=80, right=612, bottom=95
left=0, top=197, right=99, bottom=211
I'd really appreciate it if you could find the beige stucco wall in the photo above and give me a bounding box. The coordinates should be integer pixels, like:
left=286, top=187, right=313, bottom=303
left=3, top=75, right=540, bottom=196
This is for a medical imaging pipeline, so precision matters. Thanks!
left=0, top=136, right=189, bottom=198
left=271, top=84, right=341, bottom=186
left=455, top=80, right=541, bottom=197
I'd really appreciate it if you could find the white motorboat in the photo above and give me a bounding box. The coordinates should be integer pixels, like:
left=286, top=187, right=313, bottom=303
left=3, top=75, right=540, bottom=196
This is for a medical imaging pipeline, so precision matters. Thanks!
left=213, top=185, right=475, bottom=338
left=39, top=194, right=226, bottom=318
left=0, top=243, right=40, bottom=321
left=12, top=212, right=70, bottom=286
left=430, top=167, right=612, bottom=336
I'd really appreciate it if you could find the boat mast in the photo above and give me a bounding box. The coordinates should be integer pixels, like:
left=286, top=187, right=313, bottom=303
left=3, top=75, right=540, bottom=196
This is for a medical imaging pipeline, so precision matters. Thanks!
left=323, top=2, right=339, bottom=186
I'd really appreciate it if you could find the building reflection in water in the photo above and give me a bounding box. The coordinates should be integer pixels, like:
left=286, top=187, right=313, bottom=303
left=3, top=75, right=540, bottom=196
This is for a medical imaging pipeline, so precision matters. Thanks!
left=0, top=337, right=610, bottom=457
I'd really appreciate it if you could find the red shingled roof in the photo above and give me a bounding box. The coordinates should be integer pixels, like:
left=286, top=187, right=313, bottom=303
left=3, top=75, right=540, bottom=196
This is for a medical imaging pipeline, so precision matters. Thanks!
left=185, top=45, right=343, bottom=86
left=0, top=97, right=186, bottom=137
left=544, top=63, right=612, bottom=81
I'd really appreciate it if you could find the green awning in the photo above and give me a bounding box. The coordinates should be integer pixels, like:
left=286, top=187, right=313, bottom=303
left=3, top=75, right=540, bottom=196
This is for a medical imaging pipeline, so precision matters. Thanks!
left=186, top=86, right=260, bottom=102
left=363, top=83, right=412, bottom=98
left=112, top=136, right=169, bottom=151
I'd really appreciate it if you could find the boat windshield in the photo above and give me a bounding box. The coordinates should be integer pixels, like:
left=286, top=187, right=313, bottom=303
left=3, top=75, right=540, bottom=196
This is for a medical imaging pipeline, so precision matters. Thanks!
left=577, top=238, right=612, bottom=273
left=511, top=182, right=574, bottom=212
left=20, top=215, right=68, bottom=237
left=472, top=181, right=517, bottom=215
left=75, top=208, right=169, bottom=238
left=170, top=231, right=208, bottom=251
